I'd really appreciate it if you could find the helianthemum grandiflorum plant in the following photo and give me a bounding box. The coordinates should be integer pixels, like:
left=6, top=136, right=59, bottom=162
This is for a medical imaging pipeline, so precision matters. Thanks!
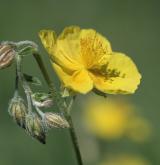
left=39, top=26, right=141, bottom=95
left=0, top=25, right=141, bottom=165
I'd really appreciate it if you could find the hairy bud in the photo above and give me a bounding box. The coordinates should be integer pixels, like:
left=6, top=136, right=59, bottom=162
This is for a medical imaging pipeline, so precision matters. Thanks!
left=34, top=99, right=53, bottom=108
left=43, top=113, right=70, bottom=129
left=32, top=92, right=53, bottom=108
left=0, top=44, right=16, bottom=69
left=25, top=113, right=46, bottom=144
left=8, top=96, right=27, bottom=128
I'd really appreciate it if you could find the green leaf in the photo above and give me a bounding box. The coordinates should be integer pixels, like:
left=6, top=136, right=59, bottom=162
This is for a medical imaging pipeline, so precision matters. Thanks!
left=32, top=92, right=53, bottom=108
left=32, top=92, right=52, bottom=102
left=23, top=73, right=42, bottom=86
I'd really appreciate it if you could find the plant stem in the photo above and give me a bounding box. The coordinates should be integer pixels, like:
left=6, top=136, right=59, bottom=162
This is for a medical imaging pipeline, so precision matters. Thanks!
left=66, top=108, right=83, bottom=165
left=14, top=61, right=19, bottom=97
left=33, top=53, right=83, bottom=165
left=15, top=63, right=19, bottom=92
left=16, top=55, right=32, bottom=112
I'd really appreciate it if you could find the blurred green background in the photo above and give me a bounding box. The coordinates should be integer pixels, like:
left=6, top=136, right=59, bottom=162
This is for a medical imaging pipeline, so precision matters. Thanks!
left=0, top=0, right=159, bottom=165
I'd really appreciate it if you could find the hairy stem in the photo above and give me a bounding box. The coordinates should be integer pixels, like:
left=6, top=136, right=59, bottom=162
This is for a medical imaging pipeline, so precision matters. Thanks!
left=65, top=98, right=83, bottom=165
left=14, top=63, right=19, bottom=97
left=33, top=52, right=83, bottom=165
left=16, top=55, right=32, bottom=112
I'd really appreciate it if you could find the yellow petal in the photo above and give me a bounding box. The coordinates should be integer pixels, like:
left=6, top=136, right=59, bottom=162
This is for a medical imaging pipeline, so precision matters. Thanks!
left=90, top=53, right=141, bottom=94
left=54, top=26, right=84, bottom=71
left=57, top=26, right=81, bottom=62
left=52, top=63, right=93, bottom=94
left=58, top=26, right=80, bottom=40
left=39, top=27, right=83, bottom=72
left=80, top=29, right=112, bottom=69
left=39, top=30, right=56, bottom=56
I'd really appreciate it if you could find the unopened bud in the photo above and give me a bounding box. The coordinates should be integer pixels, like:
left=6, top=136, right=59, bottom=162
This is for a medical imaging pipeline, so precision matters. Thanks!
left=34, top=99, right=53, bottom=108
left=43, top=113, right=70, bottom=129
left=8, top=96, right=27, bottom=128
left=32, top=92, right=53, bottom=108
left=0, top=44, right=16, bottom=69
left=25, top=113, right=46, bottom=144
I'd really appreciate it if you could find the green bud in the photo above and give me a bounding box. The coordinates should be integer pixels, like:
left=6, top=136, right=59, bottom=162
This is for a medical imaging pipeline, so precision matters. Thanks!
left=43, top=113, right=70, bottom=129
left=32, top=92, right=53, bottom=108
left=0, top=44, right=16, bottom=69
left=25, top=113, right=46, bottom=144
left=8, top=96, right=27, bottom=128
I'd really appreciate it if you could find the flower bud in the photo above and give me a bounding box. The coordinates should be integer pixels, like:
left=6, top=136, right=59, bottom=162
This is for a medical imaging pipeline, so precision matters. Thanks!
left=8, top=96, right=27, bottom=128
left=25, top=113, right=46, bottom=144
left=34, top=99, right=53, bottom=108
left=0, top=44, right=16, bottom=69
left=32, top=92, right=53, bottom=108
left=43, top=113, right=70, bottom=129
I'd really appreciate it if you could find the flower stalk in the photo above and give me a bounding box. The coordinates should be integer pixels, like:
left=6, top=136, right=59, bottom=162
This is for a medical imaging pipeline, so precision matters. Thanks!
left=16, top=55, right=32, bottom=112
left=33, top=52, right=83, bottom=165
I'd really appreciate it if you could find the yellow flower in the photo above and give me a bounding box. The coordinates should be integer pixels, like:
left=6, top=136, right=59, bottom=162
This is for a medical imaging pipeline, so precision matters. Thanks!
left=83, top=95, right=152, bottom=141
left=83, top=96, right=132, bottom=139
left=39, top=26, right=141, bottom=94
left=100, top=154, right=150, bottom=165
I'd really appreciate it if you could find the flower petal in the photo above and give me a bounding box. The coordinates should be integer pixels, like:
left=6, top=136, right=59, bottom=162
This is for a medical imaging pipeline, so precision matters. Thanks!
left=57, top=26, right=81, bottom=62
left=52, top=63, right=93, bottom=94
left=80, top=29, right=112, bottom=69
left=90, top=53, right=141, bottom=94
left=39, top=28, right=83, bottom=72
left=54, top=26, right=84, bottom=71
left=39, top=30, right=56, bottom=56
